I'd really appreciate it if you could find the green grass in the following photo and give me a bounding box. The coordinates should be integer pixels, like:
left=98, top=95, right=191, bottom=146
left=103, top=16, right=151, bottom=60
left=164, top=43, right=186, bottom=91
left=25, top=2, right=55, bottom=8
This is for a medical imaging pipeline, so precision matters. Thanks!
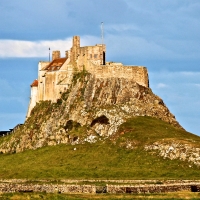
left=116, top=116, right=200, bottom=144
left=0, top=116, right=199, bottom=180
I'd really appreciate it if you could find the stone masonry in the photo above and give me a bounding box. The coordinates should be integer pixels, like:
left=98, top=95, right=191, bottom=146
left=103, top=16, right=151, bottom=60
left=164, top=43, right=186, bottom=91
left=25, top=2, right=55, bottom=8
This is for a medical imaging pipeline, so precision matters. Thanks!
left=0, top=179, right=200, bottom=194
left=26, top=36, right=149, bottom=118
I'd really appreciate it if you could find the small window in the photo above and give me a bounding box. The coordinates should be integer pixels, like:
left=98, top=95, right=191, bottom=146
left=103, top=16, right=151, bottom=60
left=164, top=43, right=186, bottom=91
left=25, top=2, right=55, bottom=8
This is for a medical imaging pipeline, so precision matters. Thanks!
left=90, top=54, right=92, bottom=58
left=94, top=54, right=98, bottom=59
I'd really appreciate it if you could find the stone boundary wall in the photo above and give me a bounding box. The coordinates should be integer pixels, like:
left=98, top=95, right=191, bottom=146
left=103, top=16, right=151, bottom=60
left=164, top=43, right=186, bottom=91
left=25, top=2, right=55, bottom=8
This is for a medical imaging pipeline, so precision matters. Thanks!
left=0, top=181, right=200, bottom=194
left=0, top=183, right=96, bottom=194
left=107, top=183, right=200, bottom=194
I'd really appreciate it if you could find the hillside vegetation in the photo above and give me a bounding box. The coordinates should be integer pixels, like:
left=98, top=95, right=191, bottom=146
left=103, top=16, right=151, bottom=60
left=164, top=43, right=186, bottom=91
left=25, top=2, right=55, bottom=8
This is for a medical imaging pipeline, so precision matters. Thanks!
left=0, top=116, right=199, bottom=180
left=0, top=71, right=199, bottom=180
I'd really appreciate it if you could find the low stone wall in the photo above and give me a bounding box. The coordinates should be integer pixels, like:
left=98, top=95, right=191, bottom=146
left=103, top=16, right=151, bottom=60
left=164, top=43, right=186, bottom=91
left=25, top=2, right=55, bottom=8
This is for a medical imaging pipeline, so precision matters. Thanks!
left=0, top=181, right=200, bottom=194
left=0, top=183, right=96, bottom=193
left=107, top=183, right=200, bottom=194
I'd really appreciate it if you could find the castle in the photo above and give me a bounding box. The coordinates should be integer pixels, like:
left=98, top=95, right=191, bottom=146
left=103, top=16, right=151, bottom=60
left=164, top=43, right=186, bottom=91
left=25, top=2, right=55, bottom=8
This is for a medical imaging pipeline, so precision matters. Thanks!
left=27, top=36, right=149, bottom=118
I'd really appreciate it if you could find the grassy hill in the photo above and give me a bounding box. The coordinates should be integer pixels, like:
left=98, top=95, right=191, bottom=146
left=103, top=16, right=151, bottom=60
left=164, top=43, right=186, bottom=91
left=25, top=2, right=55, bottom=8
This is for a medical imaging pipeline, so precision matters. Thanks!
left=0, top=116, right=199, bottom=180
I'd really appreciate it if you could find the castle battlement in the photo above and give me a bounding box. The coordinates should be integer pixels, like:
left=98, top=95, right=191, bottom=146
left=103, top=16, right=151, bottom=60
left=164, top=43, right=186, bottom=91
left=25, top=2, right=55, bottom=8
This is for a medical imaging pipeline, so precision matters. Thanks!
left=26, top=36, right=149, bottom=118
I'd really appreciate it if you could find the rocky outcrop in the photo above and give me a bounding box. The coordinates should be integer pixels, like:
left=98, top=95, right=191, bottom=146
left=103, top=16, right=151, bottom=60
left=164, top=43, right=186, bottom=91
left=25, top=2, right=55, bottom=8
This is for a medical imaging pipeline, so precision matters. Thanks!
left=145, top=140, right=200, bottom=167
left=0, top=71, right=182, bottom=153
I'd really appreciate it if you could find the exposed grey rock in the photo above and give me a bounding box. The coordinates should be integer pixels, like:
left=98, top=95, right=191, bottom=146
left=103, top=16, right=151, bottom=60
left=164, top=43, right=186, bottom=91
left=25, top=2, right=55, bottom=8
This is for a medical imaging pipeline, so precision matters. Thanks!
left=0, top=73, right=183, bottom=153
left=145, top=141, right=200, bottom=166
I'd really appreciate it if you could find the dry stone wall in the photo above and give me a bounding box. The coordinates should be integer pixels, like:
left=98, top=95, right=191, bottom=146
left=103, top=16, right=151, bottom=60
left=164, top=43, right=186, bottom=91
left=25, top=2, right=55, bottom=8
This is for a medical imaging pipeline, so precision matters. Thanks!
left=0, top=183, right=96, bottom=194
left=107, top=183, right=200, bottom=193
left=0, top=181, right=200, bottom=194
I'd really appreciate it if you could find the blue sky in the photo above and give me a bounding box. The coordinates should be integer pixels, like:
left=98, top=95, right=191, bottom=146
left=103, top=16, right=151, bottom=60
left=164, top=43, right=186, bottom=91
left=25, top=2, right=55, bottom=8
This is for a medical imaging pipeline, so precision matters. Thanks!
left=0, top=0, right=200, bottom=135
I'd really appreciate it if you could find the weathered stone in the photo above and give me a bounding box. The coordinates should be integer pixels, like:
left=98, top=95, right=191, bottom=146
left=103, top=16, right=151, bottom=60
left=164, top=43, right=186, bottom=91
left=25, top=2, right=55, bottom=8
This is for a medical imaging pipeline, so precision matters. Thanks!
left=0, top=179, right=200, bottom=194
left=0, top=73, right=183, bottom=153
left=145, top=141, right=200, bottom=166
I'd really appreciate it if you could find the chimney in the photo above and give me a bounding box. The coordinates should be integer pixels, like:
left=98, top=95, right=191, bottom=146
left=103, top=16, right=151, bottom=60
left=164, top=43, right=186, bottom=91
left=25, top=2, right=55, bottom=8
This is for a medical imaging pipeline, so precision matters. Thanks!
left=52, top=51, right=60, bottom=60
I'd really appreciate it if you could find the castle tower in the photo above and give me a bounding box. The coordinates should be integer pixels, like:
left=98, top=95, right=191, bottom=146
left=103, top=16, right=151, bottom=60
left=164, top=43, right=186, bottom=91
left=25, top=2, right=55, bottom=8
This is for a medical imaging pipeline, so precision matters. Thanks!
left=26, top=79, right=38, bottom=118
left=52, top=51, right=60, bottom=60
left=70, top=36, right=80, bottom=65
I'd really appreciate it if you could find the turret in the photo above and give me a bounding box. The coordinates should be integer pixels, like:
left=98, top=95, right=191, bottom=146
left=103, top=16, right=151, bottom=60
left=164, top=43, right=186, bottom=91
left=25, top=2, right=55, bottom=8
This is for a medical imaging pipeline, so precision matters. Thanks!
left=26, top=79, right=38, bottom=118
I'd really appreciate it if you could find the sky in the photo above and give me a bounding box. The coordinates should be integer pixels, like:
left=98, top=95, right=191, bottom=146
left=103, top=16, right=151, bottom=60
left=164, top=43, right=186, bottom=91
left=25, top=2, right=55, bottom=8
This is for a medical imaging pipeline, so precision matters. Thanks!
left=0, top=0, right=200, bottom=136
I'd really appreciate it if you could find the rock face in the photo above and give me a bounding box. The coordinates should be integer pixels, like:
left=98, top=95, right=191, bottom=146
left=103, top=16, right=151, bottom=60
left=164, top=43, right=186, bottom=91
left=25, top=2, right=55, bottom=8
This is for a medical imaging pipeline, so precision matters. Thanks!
left=145, top=140, right=200, bottom=167
left=0, top=71, right=182, bottom=153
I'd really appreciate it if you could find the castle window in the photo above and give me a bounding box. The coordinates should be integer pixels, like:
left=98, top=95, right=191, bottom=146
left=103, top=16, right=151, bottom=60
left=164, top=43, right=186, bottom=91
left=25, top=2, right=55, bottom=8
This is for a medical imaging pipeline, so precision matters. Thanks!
left=94, top=54, right=98, bottom=59
left=90, top=54, right=92, bottom=58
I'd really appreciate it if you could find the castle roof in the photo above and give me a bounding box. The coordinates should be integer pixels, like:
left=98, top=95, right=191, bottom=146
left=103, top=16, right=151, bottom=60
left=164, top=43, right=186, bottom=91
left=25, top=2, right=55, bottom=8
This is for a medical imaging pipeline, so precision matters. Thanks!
left=43, top=58, right=67, bottom=72
left=31, top=79, right=38, bottom=87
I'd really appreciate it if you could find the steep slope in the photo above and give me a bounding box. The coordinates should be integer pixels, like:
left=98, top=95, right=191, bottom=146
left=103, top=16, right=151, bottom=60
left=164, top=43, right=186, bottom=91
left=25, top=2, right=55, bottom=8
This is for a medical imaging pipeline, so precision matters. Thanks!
left=0, top=70, right=183, bottom=154
left=0, top=117, right=199, bottom=180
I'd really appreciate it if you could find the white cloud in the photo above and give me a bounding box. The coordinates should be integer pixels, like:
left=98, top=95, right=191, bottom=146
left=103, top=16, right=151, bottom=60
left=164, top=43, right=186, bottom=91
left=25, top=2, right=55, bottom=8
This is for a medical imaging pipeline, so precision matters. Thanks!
left=0, top=35, right=103, bottom=58
left=157, top=83, right=168, bottom=89
left=0, top=31, right=199, bottom=62
left=0, top=38, right=72, bottom=58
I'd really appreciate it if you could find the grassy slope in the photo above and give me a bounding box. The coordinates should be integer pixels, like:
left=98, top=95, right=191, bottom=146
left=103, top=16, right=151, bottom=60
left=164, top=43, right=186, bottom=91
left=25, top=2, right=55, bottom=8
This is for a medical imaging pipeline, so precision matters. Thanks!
left=117, top=116, right=200, bottom=144
left=0, top=116, right=199, bottom=180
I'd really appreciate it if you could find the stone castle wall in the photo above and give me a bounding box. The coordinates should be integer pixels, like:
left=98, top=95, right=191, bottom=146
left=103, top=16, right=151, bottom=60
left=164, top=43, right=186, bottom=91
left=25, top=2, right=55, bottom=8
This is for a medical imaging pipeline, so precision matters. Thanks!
left=37, top=61, right=74, bottom=103
left=70, top=35, right=106, bottom=67
left=34, top=60, right=149, bottom=104
left=70, top=36, right=148, bottom=88
left=26, top=86, right=37, bottom=117
left=85, top=61, right=149, bottom=87
left=26, top=36, right=149, bottom=117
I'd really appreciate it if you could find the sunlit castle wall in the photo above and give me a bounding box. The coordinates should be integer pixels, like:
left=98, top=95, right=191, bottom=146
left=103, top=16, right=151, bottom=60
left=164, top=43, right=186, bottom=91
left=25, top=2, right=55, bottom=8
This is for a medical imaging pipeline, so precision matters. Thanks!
left=26, top=80, right=38, bottom=118
left=37, top=61, right=50, bottom=102
left=26, top=35, right=149, bottom=119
